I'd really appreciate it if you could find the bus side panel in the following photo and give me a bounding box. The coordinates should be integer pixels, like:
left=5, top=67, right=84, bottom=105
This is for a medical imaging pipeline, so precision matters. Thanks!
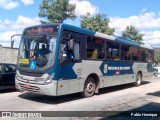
left=101, top=61, right=135, bottom=87
left=57, top=63, right=81, bottom=96
left=133, top=62, right=153, bottom=80
left=57, top=80, right=69, bottom=96
left=68, top=63, right=81, bottom=94
left=79, top=60, right=104, bottom=92
left=79, top=60, right=136, bottom=92
left=104, top=75, right=135, bottom=87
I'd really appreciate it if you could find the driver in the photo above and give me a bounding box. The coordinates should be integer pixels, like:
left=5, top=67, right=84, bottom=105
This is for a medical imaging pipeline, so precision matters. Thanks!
left=37, top=43, right=48, bottom=56
left=35, top=44, right=49, bottom=67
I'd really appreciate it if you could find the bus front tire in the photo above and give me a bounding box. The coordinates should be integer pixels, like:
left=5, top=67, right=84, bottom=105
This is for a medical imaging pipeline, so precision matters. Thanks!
left=82, top=77, right=96, bottom=97
left=135, top=73, right=142, bottom=86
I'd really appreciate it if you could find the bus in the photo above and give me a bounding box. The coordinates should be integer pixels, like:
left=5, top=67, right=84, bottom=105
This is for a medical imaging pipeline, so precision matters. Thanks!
left=15, top=23, right=154, bottom=97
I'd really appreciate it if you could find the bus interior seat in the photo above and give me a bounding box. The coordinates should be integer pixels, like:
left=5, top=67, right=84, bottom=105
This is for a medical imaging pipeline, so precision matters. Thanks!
left=91, top=49, right=97, bottom=59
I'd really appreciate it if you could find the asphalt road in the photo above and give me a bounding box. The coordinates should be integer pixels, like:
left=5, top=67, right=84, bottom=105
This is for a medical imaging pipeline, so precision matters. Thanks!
left=0, top=77, right=160, bottom=120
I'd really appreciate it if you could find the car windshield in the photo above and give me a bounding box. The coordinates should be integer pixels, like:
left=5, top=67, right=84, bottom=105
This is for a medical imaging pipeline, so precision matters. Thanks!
left=18, top=35, right=57, bottom=71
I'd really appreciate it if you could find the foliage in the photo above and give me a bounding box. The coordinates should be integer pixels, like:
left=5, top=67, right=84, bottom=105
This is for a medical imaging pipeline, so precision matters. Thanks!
left=39, top=0, right=76, bottom=23
left=154, top=48, right=160, bottom=65
left=80, top=13, right=114, bottom=35
left=122, top=25, right=144, bottom=44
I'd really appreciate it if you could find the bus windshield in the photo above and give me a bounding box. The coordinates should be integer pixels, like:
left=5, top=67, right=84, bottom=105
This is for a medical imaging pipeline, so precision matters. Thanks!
left=18, top=35, right=57, bottom=71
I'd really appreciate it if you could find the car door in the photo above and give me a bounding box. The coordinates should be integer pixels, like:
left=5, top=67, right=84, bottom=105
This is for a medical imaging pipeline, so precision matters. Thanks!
left=0, top=64, right=3, bottom=86
left=2, top=64, right=16, bottom=86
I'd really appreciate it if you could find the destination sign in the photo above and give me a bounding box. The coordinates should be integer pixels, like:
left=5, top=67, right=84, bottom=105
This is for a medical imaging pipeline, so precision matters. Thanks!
left=27, top=27, right=53, bottom=34
left=25, top=25, right=59, bottom=35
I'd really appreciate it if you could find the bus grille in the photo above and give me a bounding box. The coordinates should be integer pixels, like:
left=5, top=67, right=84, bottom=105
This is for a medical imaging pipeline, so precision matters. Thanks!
left=19, top=83, right=40, bottom=92
left=19, top=70, right=43, bottom=77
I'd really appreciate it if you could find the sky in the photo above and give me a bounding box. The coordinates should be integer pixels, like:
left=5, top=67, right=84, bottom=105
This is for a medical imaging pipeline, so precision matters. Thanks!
left=0, top=0, right=160, bottom=47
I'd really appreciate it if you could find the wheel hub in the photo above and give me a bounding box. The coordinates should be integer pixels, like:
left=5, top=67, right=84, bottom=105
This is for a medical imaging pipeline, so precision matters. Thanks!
left=137, top=76, right=141, bottom=84
left=86, top=83, right=93, bottom=92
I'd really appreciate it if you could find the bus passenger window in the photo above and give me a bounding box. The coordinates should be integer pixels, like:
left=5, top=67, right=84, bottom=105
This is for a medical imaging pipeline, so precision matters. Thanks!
left=140, top=48, right=147, bottom=62
left=129, top=46, right=139, bottom=61
left=60, top=39, right=80, bottom=61
left=60, top=40, right=68, bottom=61
left=107, top=41, right=120, bottom=60
left=73, top=41, right=80, bottom=59
left=121, top=44, right=131, bottom=61
left=147, top=50, right=153, bottom=62
left=86, top=37, right=104, bottom=59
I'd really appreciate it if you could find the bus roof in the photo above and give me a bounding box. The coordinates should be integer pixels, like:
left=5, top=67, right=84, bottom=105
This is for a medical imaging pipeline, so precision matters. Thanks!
left=115, top=36, right=153, bottom=50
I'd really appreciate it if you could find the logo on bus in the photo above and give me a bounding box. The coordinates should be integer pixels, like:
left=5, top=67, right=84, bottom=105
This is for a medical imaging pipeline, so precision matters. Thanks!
left=104, top=64, right=108, bottom=73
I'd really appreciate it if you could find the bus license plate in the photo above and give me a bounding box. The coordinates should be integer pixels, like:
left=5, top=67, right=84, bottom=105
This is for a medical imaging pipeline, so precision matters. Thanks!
left=24, top=84, right=30, bottom=88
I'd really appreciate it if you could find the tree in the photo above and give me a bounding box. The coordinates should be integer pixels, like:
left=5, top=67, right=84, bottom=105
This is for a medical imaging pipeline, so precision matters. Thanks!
left=122, top=25, right=144, bottom=44
left=154, top=48, right=160, bottom=65
left=80, top=13, right=114, bottom=35
left=39, top=0, right=76, bottom=23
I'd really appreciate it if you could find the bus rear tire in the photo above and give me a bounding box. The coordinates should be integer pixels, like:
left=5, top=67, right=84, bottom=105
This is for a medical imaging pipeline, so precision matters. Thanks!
left=82, top=77, right=96, bottom=97
left=135, top=73, right=142, bottom=86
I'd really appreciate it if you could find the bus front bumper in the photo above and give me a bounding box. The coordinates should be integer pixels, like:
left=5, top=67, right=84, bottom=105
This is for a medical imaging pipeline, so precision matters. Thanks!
left=15, top=79, right=58, bottom=96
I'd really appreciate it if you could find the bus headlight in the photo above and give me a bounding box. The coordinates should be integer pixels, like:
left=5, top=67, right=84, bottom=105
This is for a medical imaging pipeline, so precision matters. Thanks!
left=44, top=73, right=54, bottom=84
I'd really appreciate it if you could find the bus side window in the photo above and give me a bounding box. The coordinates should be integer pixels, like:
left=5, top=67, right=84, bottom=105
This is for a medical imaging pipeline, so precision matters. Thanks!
left=86, top=37, right=94, bottom=59
left=97, top=42, right=105, bottom=59
left=60, top=39, right=80, bottom=61
left=147, top=50, right=153, bottom=62
left=60, top=40, right=68, bottom=61
left=121, top=44, right=131, bottom=61
left=73, top=41, right=80, bottom=59
left=107, top=41, right=120, bottom=60
left=86, top=36, right=105, bottom=59
left=140, top=48, right=147, bottom=62
left=106, top=42, right=109, bottom=59
left=129, top=46, right=139, bottom=61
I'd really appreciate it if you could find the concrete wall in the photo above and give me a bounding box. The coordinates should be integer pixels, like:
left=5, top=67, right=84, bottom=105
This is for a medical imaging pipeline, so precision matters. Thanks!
left=0, top=45, right=18, bottom=64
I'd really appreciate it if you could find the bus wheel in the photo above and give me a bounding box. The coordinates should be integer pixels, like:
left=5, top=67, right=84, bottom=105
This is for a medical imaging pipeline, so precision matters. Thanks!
left=135, top=73, right=142, bottom=86
left=82, top=77, right=96, bottom=97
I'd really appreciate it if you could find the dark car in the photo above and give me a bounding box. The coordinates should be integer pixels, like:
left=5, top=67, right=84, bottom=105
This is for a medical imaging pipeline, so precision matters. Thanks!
left=0, top=63, right=16, bottom=90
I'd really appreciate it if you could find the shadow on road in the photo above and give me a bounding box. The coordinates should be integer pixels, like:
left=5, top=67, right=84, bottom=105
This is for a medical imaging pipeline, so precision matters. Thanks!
left=18, top=80, right=150, bottom=104
left=18, top=92, right=83, bottom=104
left=0, top=88, right=17, bottom=94
left=147, top=91, right=160, bottom=97
left=100, top=102, right=160, bottom=120
left=99, top=80, right=150, bottom=95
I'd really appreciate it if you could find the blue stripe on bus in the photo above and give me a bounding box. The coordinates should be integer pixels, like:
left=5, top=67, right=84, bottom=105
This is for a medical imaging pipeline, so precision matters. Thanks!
left=99, top=61, right=134, bottom=76
left=58, top=63, right=77, bottom=80
left=47, top=23, right=64, bottom=80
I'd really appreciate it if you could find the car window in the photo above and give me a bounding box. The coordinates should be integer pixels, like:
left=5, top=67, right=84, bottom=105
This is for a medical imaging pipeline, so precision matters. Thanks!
left=4, top=65, right=16, bottom=73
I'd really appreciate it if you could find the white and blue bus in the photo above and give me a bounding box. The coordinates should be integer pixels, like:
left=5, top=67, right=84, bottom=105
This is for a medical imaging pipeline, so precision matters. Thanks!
left=15, top=23, right=154, bottom=97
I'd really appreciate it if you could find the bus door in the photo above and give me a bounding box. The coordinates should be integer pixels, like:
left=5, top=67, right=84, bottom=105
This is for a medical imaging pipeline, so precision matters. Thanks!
left=58, top=36, right=82, bottom=95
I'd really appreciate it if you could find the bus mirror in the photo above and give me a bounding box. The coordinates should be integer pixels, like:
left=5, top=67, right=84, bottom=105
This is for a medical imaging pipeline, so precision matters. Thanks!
left=11, top=34, right=22, bottom=48
left=11, top=40, right=14, bottom=48
left=68, top=39, right=74, bottom=51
